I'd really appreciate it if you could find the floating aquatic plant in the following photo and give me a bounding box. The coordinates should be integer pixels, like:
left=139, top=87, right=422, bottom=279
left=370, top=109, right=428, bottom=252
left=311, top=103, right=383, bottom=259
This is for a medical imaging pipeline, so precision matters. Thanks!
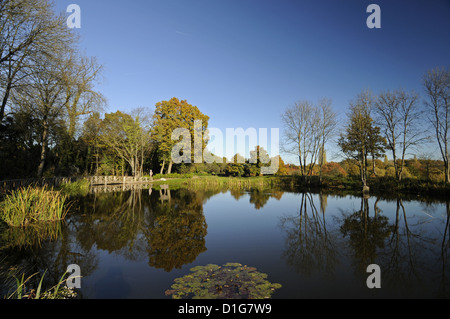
left=165, top=263, right=282, bottom=299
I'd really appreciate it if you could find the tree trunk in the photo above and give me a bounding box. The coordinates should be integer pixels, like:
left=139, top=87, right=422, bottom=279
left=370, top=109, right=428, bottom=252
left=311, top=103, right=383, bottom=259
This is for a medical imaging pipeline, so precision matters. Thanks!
left=37, top=119, right=49, bottom=178
left=445, top=160, right=449, bottom=184
left=372, top=156, right=377, bottom=176
left=167, top=159, right=173, bottom=174
left=0, top=81, right=12, bottom=123
left=160, top=159, right=165, bottom=175
left=130, top=157, right=136, bottom=177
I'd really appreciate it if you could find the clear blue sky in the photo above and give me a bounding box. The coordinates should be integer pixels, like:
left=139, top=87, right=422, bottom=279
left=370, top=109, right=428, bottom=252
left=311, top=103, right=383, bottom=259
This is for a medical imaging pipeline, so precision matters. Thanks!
left=56, top=0, right=449, bottom=163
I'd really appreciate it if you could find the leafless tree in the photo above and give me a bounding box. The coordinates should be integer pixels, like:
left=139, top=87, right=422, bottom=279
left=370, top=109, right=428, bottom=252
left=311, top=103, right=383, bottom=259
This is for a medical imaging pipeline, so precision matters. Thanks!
left=318, top=98, right=337, bottom=182
left=64, top=55, right=106, bottom=139
left=374, top=89, right=425, bottom=181
left=281, top=99, right=336, bottom=182
left=0, top=0, right=74, bottom=122
left=423, top=67, right=449, bottom=183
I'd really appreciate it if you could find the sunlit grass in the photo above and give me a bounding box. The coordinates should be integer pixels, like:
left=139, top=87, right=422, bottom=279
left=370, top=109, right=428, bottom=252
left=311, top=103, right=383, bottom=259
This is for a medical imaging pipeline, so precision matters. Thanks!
left=0, top=186, right=71, bottom=227
left=7, top=270, right=77, bottom=299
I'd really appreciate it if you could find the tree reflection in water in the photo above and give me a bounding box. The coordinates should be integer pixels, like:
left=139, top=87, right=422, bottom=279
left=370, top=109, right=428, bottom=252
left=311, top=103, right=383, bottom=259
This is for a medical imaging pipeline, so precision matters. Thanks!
left=144, top=186, right=208, bottom=272
left=0, top=185, right=449, bottom=298
left=279, top=192, right=339, bottom=279
left=0, top=185, right=212, bottom=296
left=339, top=196, right=392, bottom=277
left=280, top=192, right=450, bottom=298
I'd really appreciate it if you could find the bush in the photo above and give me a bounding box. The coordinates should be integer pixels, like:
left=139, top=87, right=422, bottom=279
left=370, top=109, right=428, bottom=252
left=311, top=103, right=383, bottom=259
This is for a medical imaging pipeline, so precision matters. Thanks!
left=322, top=162, right=347, bottom=177
left=0, top=186, right=70, bottom=227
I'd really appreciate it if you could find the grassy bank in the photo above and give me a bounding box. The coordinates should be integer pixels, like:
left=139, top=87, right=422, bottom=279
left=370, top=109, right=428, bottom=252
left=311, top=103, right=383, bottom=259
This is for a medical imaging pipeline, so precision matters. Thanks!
left=151, top=174, right=450, bottom=198
left=0, top=186, right=71, bottom=227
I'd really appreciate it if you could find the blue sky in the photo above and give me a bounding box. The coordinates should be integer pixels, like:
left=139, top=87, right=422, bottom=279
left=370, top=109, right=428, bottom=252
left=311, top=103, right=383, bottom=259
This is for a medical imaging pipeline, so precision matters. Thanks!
left=56, top=0, right=449, bottom=163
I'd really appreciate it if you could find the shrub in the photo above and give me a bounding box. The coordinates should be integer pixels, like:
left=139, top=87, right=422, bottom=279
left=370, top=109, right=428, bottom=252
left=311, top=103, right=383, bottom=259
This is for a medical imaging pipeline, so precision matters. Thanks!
left=0, top=186, right=70, bottom=227
left=322, top=162, right=347, bottom=177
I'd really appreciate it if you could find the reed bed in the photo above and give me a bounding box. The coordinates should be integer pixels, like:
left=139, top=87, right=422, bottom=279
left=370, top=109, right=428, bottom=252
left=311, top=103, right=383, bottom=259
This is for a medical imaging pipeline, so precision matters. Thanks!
left=0, top=186, right=70, bottom=227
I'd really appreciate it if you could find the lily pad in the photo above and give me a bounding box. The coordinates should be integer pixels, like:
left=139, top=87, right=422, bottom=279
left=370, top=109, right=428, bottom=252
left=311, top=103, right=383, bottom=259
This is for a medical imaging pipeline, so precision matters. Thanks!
left=165, top=263, right=282, bottom=299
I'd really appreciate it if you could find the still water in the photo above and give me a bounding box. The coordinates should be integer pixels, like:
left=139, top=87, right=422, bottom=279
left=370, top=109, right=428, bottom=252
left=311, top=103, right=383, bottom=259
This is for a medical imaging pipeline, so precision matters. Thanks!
left=1, top=185, right=449, bottom=298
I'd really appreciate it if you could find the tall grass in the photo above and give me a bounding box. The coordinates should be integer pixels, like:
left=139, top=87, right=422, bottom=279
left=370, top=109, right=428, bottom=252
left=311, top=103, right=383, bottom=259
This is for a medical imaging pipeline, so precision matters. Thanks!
left=7, top=270, right=77, bottom=299
left=0, top=186, right=70, bottom=227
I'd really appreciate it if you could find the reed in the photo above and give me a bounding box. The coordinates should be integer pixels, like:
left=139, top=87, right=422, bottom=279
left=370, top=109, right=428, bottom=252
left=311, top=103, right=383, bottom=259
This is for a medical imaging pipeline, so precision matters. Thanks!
left=7, top=270, right=77, bottom=299
left=0, top=186, right=70, bottom=227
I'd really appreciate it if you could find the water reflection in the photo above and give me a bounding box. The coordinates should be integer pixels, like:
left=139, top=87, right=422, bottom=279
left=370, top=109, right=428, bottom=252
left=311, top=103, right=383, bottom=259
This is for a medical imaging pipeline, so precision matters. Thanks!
left=339, top=197, right=392, bottom=275
left=0, top=184, right=449, bottom=298
left=279, top=193, right=450, bottom=298
left=144, top=187, right=208, bottom=272
left=279, top=193, right=338, bottom=279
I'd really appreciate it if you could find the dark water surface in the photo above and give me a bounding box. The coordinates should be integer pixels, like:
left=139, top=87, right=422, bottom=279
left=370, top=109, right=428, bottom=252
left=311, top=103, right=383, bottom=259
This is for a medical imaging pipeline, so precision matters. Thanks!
left=1, top=185, right=449, bottom=299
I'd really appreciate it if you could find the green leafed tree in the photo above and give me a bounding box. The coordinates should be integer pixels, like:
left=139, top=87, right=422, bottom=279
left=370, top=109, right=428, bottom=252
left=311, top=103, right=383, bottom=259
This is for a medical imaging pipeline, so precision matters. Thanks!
left=99, top=110, right=152, bottom=177
left=338, top=90, right=386, bottom=190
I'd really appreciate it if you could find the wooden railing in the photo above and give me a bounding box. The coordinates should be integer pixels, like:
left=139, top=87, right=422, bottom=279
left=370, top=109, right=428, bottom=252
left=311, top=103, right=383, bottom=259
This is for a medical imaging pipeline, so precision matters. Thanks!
left=0, top=176, right=154, bottom=194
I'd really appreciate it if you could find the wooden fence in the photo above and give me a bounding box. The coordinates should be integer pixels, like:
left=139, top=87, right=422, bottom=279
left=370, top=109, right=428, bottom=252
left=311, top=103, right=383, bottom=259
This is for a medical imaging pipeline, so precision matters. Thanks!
left=0, top=176, right=154, bottom=194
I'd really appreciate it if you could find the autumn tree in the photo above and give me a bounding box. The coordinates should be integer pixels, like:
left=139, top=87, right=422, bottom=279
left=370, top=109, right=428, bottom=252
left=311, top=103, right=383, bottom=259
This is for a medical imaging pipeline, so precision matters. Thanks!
left=99, top=110, right=152, bottom=177
left=152, top=98, right=209, bottom=174
left=338, top=90, right=386, bottom=191
left=272, top=155, right=287, bottom=175
left=226, top=153, right=245, bottom=177
left=423, top=67, right=449, bottom=183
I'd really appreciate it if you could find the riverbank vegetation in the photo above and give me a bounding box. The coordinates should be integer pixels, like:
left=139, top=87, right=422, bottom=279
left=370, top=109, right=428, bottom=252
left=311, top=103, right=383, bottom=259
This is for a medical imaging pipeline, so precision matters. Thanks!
left=151, top=173, right=450, bottom=199
left=6, top=270, right=77, bottom=299
left=0, top=186, right=70, bottom=227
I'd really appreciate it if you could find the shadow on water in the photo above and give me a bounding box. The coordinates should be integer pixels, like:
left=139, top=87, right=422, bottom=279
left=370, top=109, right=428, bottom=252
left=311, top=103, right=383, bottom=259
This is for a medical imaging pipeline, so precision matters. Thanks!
left=0, top=182, right=449, bottom=298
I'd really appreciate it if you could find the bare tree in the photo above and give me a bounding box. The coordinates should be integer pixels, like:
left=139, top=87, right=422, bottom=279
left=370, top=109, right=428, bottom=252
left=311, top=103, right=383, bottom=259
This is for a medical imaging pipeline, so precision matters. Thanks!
left=64, top=55, right=106, bottom=139
left=317, top=98, right=337, bottom=182
left=0, top=0, right=74, bottom=122
left=374, top=89, right=425, bottom=181
left=423, top=67, right=449, bottom=183
left=281, top=99, right=336, bottom=182
left=13, top=50, right=75, bottom=177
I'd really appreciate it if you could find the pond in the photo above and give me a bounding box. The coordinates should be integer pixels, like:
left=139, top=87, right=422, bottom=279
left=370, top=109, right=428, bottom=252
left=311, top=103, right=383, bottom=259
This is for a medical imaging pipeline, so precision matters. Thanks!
left=0, top=184, right=449, bottom=299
